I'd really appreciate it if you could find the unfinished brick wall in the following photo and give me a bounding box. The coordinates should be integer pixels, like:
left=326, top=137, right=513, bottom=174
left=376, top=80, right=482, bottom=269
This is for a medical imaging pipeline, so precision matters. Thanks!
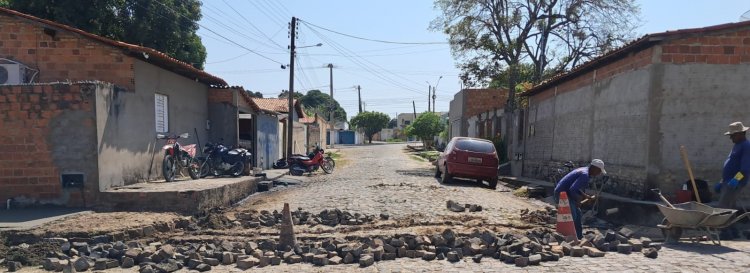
left=208, top=88, right=235, bottom=104
left=660, top=28, right=750, bottom=64
left=0, top=14, right=135, bottom=89
left=0, top=83, right=98, bottom=206
left=464, top=89, right=507, bottom=119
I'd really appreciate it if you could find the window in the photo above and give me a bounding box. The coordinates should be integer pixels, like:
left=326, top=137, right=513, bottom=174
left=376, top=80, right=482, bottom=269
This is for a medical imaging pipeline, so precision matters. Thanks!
left=405, top=120, right=411, bottom=125
left=155, top=93, right=169, bottom=133
left=455, top=139, right=495, bottom=153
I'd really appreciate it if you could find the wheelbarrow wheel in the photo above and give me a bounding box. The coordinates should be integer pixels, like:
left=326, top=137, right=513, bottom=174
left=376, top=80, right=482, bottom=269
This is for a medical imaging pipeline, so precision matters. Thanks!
left=660, top=218, right=683, bottom=243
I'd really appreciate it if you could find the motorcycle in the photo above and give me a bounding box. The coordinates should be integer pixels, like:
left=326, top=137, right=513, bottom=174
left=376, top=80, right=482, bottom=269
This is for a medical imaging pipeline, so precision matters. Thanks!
left=288, top=147, right=335, bottom=176
left=157, top=133, right=200, bottom=182
left=197, top=141, right=251, bottom=178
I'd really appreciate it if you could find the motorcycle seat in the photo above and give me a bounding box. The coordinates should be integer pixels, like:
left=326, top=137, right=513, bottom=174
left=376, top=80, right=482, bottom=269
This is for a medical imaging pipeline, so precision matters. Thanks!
left=228, top=150, right=240, bottom=155
left=295, top=156, right=310, bottom=161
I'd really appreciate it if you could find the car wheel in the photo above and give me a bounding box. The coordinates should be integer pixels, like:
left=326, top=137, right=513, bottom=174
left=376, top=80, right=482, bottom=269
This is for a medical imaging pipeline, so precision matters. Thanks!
left=488, top=178, right=498, bottom=189
left=440, top=165, right=452, bottom=184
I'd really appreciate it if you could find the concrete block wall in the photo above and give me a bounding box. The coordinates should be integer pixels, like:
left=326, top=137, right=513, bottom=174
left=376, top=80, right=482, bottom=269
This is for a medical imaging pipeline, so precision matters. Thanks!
left=0, top=83, right=99, bottom=206
left=0, top=14, right=135, bottom=90
left=207, top=88, right=238, bottom=147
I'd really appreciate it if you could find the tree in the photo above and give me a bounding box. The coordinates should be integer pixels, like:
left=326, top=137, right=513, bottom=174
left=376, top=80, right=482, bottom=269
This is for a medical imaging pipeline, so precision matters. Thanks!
left=246, top=91, right=263, bottom=98
left=6, top=0, right=207, bottom=69
left=299, top=90, right=347, bottom=122
left=350, top=111, right=390, bottom=144
left=278, top=90, right=303, bottom=99
left=387, top=119, right=398, bottom=129
left=432, top=0, right=640, bottom=93
left=432, top=0, right=639, bottom=159
left=405, top=112, right=444, bottom=148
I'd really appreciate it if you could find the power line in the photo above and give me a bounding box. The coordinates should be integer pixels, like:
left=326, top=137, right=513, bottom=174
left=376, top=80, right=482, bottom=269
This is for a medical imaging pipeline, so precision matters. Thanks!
left=300, top=19, right=449, bottom=45
left=148, top=0, right=285, bottom=66
left=221, top=0, right=285, bottom=49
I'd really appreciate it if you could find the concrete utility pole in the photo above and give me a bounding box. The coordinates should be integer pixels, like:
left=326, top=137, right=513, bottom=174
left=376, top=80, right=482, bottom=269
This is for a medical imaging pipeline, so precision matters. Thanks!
left=328, top=63, right=335, bottom=148
left=412, top=101, right=417, bottom=119
left=427, top=85, right=431, bottom=112
left=357, top=85, right=362, bottom=113
left=286, top=17, right=297, bottom=159
left=433, top=76, right=442, bottom=113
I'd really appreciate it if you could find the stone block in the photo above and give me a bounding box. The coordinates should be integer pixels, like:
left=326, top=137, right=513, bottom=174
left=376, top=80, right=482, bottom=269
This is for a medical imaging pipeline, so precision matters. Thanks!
left=121, top=257, right=135, bottom=268
left=204, top=258, right=220, bottom=266
left=359, top=255, right=374, bottom=267
left=617, top=244, right=633, bottom=254
left=329, top=256, right=342, bottom=265
left=642, top=248, right=658, bottom=259
left=422, top=252, right=436, bottom=261
left=570, top=247, right=585, bottom=257
left=583, top=246, right=605, bottom=258
left=313, top=254, right=328, bottom=266
left=237, top=257, right=258, bottom=269
left=515, top=257, right=529, bottom=267
left=196, top=264, right=211, bottom=272
left=528, top=254, right=542, bottom=265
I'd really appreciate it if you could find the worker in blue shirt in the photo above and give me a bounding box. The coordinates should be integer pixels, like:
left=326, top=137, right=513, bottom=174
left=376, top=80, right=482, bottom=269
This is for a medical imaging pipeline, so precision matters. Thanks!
left=554, top=159, right=605, bottom=239
left=716, top=122, right=750, bottom=209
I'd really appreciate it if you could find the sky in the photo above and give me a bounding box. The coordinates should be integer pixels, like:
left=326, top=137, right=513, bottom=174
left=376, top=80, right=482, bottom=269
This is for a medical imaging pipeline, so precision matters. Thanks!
left=197, top=0, right=750, bottom=120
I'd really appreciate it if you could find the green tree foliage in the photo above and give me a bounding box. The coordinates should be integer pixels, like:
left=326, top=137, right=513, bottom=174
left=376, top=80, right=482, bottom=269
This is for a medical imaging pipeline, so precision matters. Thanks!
left=432, top=0, right=640, bottom=88
left=405, top=112, right=445, bottom=148
left=246, top=91, right=263, bottom=98
left=350, top=111, right=390, bottom=144
left=6, top=0, right=207, bottom=69
left=299, top=90, right=347, bottom=122
left=278, top=90, right=303, bottom=99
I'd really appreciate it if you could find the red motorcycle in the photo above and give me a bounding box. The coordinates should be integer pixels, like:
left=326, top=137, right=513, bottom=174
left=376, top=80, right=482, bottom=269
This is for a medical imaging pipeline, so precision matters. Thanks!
left=288, top=147, right=335, bottom=176
left=157, top=133, right=200, bottom=182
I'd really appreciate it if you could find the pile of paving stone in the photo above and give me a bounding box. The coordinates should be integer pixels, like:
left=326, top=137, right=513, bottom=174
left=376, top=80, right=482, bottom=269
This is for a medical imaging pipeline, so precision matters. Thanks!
left=446, top=200, right=483, bottom=213
left=9, top=226, right=662, bottom=272
left=519, top=207, right=557, bottom=225
left=237, top=208, right=380, bottom=228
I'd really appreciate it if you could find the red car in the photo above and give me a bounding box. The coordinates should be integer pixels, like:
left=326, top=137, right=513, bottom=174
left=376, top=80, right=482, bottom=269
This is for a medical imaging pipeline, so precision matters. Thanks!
left=435, top=137, right=499, bottom=189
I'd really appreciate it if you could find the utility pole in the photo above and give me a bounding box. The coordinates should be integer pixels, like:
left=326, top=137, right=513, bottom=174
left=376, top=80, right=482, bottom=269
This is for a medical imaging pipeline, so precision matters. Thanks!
left=357, top=85, right=362, bottom=113
left=427, top=86, right=431, bottom=112
left=328, top=63, right=334, bottom=148
left=286, top=17, right=297, bottom=159
left=432, top=92, right=436, bottom=113
left=412, top=101, right=417, bottom=119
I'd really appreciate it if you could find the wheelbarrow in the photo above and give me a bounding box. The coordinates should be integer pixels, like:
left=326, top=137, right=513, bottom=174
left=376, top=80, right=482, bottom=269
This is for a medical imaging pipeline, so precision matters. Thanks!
left=651, top=189, right=750, bottom=245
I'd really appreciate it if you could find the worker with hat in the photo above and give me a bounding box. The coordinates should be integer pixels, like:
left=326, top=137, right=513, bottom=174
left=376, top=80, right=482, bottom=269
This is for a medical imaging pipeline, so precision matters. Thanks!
left=553, top=159, right=605, bottom=239
left=716, top=121, right=750, bottom=209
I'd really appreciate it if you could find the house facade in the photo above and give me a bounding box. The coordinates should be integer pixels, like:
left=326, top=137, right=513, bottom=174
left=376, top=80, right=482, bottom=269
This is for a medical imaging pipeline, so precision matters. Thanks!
left=0, top=7, right=235, bottom=206
left=448, top=88, right=508, bottom=139
left=520, top=21, right=750, bottom=202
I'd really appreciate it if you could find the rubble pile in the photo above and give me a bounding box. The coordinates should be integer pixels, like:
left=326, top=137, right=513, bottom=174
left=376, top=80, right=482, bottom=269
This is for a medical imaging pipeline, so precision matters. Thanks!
left=446, top=200, right=483, bottom=213
left=519, top=207, right=557, bottom=225
left=237, top=208, right=378, bottom=228
left=10, top=227, right=659, bottom=272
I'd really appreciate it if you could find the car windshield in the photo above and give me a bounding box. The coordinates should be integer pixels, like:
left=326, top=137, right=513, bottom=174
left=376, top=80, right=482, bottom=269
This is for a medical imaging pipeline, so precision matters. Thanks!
left=454, top=139, right=495, bottom=153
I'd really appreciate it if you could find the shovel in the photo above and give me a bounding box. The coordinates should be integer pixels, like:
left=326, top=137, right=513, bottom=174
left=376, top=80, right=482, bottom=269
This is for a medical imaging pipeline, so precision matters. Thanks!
left=651, top=188, right=675, bottom=208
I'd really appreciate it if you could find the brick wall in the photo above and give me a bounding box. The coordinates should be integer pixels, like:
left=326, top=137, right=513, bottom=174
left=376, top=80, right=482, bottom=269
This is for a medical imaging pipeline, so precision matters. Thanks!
left=0, top=83, right=98, bottom=206
left=464, top=89, right=507, bottom=119
left=0, top=14, right=134, bottom=89
left=208, top=88, right=235, bottom=104
left=660, top=29, right=750, bottom=64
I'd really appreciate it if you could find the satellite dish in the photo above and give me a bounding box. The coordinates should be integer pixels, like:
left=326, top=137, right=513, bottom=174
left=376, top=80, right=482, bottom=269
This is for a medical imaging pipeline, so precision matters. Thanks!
left=741, top=9, right=750, bottom=21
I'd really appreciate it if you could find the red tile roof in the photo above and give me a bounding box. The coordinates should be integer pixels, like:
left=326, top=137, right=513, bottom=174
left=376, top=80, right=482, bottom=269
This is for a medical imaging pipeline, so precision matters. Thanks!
left=251, top=98, right=306, bottom=118
left=522, top=20, right=750, bottom=97
left=0, top=7, right=227, bottom=87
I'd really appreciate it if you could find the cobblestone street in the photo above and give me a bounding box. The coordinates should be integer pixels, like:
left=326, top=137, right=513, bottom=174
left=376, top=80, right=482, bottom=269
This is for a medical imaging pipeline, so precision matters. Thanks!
left=218, top=143, right=750, bottom=272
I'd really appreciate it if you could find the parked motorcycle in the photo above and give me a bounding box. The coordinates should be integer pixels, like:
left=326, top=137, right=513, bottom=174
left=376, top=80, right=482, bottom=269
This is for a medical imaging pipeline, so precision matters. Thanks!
left=288, top=147, right=335, bottom=176
left=157, top=133, right=199, bottom=182
left=197, top=141, right=251, bottom=178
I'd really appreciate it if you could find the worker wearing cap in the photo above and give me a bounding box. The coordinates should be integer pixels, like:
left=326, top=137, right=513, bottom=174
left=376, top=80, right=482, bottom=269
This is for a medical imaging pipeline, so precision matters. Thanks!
left=553, top=159, right=605, bottom=239
left=716, top=122, right=750, bottom=209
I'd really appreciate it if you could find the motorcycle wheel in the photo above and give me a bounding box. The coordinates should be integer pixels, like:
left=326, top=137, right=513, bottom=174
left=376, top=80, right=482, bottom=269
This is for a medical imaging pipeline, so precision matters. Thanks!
left=325, top=156, right=336, bottom=168
left=187, top=157, right=200, bottom=180
left=162, top=155, right=176, bottom=182
left=198, top=159, right=211, bottom=178
left=289, top=164, right=305, bottom=176
left=321, top=160, right=334, bottom=174
left=230, top=161, right=244, bottom=177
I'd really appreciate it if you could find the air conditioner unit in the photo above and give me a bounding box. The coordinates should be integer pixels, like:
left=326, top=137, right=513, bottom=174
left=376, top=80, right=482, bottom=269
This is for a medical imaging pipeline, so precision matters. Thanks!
left=0, top=64, right=24, bottom=85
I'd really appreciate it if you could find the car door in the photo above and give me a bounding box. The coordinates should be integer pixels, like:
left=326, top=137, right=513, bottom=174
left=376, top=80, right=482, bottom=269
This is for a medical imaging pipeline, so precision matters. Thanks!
left=439, top=138, right=456, bottom=173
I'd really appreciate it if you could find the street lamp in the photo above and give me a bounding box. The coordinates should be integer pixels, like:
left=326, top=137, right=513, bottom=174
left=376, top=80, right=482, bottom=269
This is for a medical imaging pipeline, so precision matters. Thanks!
left=427, top=76, right=443, bottom=113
